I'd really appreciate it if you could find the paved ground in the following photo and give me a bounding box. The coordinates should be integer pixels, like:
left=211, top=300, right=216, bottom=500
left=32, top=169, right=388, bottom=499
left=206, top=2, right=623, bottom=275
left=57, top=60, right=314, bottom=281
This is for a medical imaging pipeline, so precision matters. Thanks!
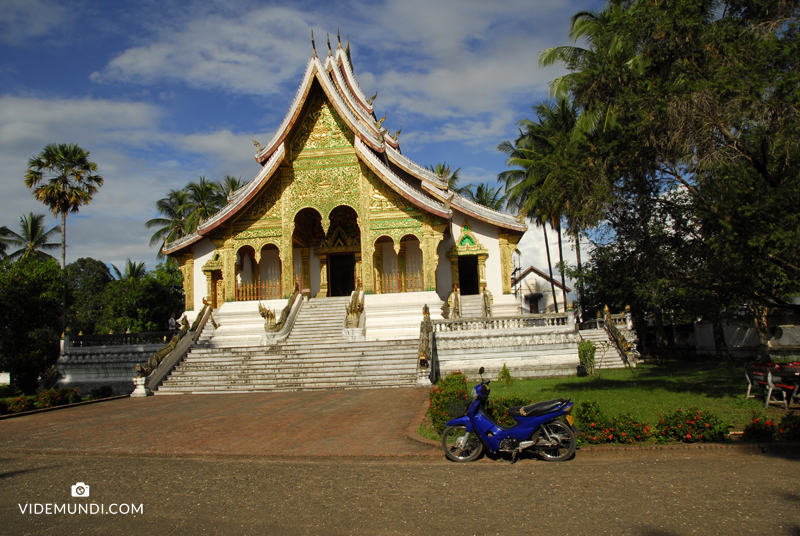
left=2, top=390, right=800, bottom=535
left=0, top=389, right=435, bottom=457
left=2, top=449, right=799, bottom=535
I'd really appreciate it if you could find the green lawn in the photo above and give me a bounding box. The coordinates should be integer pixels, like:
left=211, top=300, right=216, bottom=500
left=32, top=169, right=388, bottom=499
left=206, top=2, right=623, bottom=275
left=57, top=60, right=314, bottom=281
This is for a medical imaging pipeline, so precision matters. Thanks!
left=430, top=359, right=791, bottom=435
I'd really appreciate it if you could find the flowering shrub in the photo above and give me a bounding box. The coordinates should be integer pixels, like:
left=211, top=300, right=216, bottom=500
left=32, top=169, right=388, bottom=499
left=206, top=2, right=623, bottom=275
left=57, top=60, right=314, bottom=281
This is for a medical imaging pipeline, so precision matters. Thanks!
left=575, top=401, right=652, bottom=444
left=656, top=407, right=728, bottom=443
left=429, top=372, right=469, bottom=433
left=4, top=395, right=36, bottom=414
left=486, top=395, right=534, bottom=427
left=742, top=416, right=778, bottom=442
left=742, top=413, right=800, bottom=442
left=36, top=388, right=81, bottom=409
left=778, top=413, right=800, bottom=442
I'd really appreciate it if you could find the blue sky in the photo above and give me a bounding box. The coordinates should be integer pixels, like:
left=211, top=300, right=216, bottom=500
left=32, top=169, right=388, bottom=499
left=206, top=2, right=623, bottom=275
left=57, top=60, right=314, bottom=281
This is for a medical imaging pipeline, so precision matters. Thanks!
left=0, top=0, right=602, bottom=275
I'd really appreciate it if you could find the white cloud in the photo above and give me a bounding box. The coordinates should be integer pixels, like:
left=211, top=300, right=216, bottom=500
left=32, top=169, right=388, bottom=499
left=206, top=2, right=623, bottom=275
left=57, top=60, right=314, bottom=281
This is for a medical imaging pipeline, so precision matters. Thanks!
left=0, top=0, right=70, bottom=44
left=0, top=95, right=267, bottom=267
left=91, top=6, right=314, bottom=96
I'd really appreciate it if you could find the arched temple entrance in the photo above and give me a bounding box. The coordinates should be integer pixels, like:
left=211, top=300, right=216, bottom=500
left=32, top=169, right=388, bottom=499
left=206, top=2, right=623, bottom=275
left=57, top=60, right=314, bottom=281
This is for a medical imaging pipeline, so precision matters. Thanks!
left=315, top=205, right=361, bottom=297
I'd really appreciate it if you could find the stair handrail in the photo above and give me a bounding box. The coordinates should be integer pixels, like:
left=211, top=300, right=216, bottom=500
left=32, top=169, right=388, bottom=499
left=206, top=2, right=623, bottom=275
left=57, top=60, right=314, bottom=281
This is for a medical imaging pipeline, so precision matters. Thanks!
left=261, top=286, right=305, bottom=344
left=481, top=285, right=492, bottom=319
left=603, top=305, right=640, bottom=371
left=345, top=280, right=365, bottom=328
left=419, top=304, right=439, bottom=383
left=342, top=283, right=366, bottom=341
left=446, top=285, right=461, bottom=319
left=144, top=301, right=213, bottom=391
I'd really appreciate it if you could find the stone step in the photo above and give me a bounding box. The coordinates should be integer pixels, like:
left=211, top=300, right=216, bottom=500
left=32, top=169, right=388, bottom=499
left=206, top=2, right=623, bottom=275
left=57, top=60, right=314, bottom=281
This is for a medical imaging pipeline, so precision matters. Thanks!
left=156, top=379, right=418, bottom=394
left=186, top=343, right=417, bottom=359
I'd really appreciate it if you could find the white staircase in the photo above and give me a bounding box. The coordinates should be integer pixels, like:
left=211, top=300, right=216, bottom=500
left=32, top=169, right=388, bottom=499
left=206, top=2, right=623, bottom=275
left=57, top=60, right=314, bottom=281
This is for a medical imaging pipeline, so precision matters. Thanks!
left=460, top=295, right=483, bottom=318
left=364, top=291, right=444, bottom=340
left=155, top=297, right=421, bottom=394
left=579, top=329, right=627, bottom=369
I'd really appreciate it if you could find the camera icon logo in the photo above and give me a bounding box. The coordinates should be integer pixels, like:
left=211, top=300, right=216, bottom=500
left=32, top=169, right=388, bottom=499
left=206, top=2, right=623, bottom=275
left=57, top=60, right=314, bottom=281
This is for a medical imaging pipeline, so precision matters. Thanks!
left=71, top=482, right=90, bottom=498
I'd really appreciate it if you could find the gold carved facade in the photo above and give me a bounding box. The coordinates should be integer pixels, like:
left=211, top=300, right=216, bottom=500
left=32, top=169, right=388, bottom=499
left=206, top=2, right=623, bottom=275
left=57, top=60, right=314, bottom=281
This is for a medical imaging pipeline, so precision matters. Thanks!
left=198, top=84, right=447, bottom=303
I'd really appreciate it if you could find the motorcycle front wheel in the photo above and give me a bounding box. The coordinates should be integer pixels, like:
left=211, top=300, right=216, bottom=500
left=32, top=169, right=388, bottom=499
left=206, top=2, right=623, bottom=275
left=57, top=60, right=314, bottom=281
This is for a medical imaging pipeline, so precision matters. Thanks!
left=441, top=426, right=483, bottom=462
left=535, top=419, right=576, bottom=462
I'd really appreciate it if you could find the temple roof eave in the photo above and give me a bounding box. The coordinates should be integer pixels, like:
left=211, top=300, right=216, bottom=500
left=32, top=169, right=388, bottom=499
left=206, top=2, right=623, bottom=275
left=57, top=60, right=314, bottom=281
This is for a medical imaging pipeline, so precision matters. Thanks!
left=256, top=56, right=385, bottom=164
left=385, top=145, right=447, bottom=189
left=420, top=182, right=527, bottom=232
left=325, top=55, right=380, bottom=136
left=163, top=143, right=287, bottom=255
left=354, top=138, right=451, bottom=219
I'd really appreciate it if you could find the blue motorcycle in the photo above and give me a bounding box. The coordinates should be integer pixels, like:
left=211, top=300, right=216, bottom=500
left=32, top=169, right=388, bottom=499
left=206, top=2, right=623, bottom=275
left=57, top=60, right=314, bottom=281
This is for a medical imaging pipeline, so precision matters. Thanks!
left=442, top=367, right=578, bottom=463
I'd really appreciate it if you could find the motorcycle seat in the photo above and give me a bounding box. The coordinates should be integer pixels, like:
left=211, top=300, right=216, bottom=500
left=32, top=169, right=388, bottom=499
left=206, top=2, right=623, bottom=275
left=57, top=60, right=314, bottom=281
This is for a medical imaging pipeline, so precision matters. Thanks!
left=507, top=398, right=567, bottom=417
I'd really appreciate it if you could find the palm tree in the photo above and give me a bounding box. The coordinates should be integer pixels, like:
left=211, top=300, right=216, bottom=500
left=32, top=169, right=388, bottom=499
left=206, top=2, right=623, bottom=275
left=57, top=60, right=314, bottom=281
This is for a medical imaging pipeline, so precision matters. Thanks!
left=25, top=143, right=103, bottom=270
left=538, top=0, right=640, bottom=136
left=146, top=189, right=190, bottom=260
left=0, top=226, right=10, bottom=259
left=25, top=143, right=103, bottom=331
left=499, top=98, right=580, bottom=312
left=463, top=183, right=505, bottom=211
left=112, top=259, right=147, bottom=281
left=426, top=162, right=468, bottom=194
left=185, top=176, right=222, bottom=232
left=215, top=175, right=243, bottom=205
left=2, top=213, right=61, bottom=262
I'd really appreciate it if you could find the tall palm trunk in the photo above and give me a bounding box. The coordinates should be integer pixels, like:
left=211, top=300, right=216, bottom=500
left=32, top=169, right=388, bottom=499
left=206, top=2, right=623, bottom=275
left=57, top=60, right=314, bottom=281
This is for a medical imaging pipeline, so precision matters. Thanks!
left=574, top=229, right=585, bottom=314
left=556, top=222, right=568, bottom=310
left=61, top=212, right=66, bottom=333
left=543, top=225, right=558, bottom=313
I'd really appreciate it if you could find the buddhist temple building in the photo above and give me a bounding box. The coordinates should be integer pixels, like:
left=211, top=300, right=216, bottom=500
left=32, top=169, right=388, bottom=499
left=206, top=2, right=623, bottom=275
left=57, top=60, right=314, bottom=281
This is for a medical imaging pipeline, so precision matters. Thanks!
left=164, top=37, right=526, bottom=312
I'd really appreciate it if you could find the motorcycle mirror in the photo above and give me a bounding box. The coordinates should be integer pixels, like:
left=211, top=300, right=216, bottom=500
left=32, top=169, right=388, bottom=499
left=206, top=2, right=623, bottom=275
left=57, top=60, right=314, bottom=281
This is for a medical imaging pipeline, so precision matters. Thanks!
left=478, top=367, right=485, bottom=376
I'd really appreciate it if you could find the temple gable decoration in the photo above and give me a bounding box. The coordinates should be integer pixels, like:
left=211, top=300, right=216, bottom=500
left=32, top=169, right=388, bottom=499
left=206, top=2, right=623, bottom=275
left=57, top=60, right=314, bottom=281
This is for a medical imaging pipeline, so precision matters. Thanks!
left=164, top=40, right=526, bottom=308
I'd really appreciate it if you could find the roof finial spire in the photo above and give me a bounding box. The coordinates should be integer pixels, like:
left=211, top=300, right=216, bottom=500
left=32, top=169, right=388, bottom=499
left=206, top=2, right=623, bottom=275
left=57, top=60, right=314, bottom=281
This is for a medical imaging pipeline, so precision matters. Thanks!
left=311, top=30, right=317, bottom=58
left=367, top=92, right=377, bottom=105
left=326, top=33, right=332, bottom=56
left=345, top=35, right=352, bottom=65
left=337, top=28, right=342, bottom=49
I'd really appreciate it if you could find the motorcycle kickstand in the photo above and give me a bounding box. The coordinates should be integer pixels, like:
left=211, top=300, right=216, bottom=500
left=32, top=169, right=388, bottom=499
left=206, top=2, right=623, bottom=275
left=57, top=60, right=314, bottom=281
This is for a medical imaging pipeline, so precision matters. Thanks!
left=510, top=451, right=518, bottom=464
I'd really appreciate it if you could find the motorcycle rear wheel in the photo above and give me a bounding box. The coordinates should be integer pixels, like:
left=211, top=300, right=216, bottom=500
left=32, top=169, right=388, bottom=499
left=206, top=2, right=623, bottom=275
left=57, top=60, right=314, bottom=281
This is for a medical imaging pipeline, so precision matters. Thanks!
left=535, top=420, right=576, bottom=462
left=441, top=426, right=483, bottom=462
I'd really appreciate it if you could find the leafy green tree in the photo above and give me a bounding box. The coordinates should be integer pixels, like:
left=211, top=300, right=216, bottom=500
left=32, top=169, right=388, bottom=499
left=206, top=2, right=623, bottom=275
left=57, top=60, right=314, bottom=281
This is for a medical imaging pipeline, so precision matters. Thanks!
left=0, top=213, right=60, bottom=262
left=0, top=257, right=63, bottom=393
left=534, top=0, right=800, bottom=357
left=65, top=258, right=113, bottom=336
left=97, top=264, right=184, bottom=334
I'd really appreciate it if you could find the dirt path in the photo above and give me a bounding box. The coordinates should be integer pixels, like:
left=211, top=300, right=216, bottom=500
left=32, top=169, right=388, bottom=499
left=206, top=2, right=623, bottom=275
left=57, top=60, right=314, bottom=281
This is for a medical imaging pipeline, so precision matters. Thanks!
left=3, top=449, right=799, bottom=535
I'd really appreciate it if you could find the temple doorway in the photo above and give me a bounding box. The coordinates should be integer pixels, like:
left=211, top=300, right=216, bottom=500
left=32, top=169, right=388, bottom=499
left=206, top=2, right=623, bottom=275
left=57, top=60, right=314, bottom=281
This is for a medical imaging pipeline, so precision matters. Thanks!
left=458, top=255, right=480, bottom=295
left=329, top=253, right=356, bottom=297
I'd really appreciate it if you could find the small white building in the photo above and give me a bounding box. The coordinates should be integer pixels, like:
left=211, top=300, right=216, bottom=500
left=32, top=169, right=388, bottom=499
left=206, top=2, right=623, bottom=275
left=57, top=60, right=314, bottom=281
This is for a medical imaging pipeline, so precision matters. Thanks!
left=512, top=265, right=573, bottom=314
